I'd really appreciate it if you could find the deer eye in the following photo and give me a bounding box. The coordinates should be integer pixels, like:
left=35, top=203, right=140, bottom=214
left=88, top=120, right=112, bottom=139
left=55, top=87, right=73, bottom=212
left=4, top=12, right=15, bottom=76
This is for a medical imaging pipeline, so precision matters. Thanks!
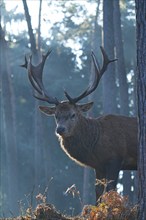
left=71, top=113, right=76, bottom=119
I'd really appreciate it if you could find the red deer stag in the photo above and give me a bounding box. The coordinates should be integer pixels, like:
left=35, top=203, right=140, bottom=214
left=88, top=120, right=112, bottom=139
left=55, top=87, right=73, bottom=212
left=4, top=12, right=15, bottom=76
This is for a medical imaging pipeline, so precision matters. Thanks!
left=22, top=47, right=137, bottom=202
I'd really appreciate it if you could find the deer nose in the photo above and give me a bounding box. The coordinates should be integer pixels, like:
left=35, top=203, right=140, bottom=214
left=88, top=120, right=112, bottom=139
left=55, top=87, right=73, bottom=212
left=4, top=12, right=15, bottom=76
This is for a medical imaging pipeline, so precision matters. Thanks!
left=56, top=126, right=66, bottom=135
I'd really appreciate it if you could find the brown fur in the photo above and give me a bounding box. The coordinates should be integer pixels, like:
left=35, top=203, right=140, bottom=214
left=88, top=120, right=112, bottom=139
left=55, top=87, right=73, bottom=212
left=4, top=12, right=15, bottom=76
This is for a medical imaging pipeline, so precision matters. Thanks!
left=60, top=114, right=137, bottom=170
left=39, top=102, right=137, bottom=201
left=24, top=47, right=137, bottom=201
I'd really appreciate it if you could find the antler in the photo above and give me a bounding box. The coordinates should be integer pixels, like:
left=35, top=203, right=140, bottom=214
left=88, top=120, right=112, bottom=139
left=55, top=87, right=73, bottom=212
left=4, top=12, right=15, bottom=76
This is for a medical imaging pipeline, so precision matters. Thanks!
left=21, top=47, right=116, bottom=106
left=21, top=50, right=59, bottom=105
left=64, top=46, right=117, bottom=104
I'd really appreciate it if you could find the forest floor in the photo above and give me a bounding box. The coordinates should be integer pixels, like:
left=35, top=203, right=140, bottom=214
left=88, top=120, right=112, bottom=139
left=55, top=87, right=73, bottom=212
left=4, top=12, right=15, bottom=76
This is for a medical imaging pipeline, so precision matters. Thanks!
left=0, top=191, right=138, bottom=220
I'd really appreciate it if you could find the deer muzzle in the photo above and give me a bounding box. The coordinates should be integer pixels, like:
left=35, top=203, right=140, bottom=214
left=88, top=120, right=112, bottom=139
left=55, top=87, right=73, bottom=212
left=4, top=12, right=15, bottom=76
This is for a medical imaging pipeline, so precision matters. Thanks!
left=56, top=126, right=66, bottom=136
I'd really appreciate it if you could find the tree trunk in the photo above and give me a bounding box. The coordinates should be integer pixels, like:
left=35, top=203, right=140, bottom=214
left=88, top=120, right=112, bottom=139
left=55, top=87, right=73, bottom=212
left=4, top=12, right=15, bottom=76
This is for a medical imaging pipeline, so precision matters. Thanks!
left=135, top=1, right=146, bottom=219
left=22, top=0, right=49, bottom=194
left=22, top=0, right=41, bottom=189
left=82, top=0, right=101, bottom=206
left=113, top=0, right=129, bottom=115
left=37, top=0, right=42, bottom=51
left=22, top=0, right=37, bottom=55
left=103, top=0, right=117, bottom=114
left=113, top=0, right=133, bottom=201
left=0, top=25, right=18, bottom=215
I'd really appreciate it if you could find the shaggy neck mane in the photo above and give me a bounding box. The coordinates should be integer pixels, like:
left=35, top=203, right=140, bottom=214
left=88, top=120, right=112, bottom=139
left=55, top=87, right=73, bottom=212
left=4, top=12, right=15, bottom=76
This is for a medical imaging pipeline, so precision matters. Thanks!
left=58, top=115, right=100, bottom=167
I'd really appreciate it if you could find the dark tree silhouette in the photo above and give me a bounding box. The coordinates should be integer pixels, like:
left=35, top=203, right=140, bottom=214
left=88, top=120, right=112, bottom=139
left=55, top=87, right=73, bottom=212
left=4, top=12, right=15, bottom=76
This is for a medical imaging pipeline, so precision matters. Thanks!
left=113, top=0, right=133, bottom=200
left=103, top=0, right=117, bottom=114
left=0, top=24, right=18, bottom=214
left=22, top=0, right=49, bottom=191
left=135, top=1, right=146, bottom=219
left=82, top=0, right=101, bottom=205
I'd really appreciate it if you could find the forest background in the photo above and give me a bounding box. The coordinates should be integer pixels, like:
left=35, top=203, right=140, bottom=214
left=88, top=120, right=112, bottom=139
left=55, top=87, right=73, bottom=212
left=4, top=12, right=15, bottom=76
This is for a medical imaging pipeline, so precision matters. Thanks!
left=0, top=0, right=137, bottom=217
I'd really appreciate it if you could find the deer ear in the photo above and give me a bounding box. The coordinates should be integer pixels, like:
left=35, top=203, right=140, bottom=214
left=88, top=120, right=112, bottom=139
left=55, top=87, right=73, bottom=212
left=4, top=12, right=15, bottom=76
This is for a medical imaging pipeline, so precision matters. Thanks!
left=78, top=102, right=94, bottom=112
left=39, top=106, right=56, bottom=116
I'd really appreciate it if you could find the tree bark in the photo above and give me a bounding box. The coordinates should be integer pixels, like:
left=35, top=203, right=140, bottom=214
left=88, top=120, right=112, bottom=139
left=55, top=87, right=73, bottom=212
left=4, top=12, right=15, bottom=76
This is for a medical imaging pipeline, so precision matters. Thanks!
left=113, top=0, right=129, bottom=115
left=22, top=0, right=37, bottom=55
left=135, top=1, right=146, bottom=219
left=113, top=0, right=133, bottom=200
left=22, top=0, right=40, bottom=189
left=103, top=0, right=117, bottom=114
left=22, top=0, right=49, bottom=193
left=0, top=25, right=18, bottom=215
left=37, top=0, right=42, bottom=51
left=82, top=0, right=101, bottom=206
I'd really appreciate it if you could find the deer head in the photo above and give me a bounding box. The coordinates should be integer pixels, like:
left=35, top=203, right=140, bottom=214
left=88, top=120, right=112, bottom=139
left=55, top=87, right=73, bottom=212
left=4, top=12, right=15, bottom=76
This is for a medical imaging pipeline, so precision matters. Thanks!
left=22, top=47, right=116, bottom=137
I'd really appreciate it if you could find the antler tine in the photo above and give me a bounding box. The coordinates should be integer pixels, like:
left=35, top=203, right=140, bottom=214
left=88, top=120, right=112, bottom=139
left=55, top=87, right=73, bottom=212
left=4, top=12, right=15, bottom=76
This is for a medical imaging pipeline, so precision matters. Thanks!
left=64, top=46, right=117, bottom=104
left=21, top=55, right=28, bottom=68
left=64, top=51, right=100, bottom=104
left=27, top=56, right=43, bottom=95
left=21, top=55, right=42, bottom=94
left=28, top=49, right=52, bottom=94
left=21, top=54, right=45, bottom=95
left=89, top=46, right=117, bottom=90
left=33, top=93, right=59, bottom=104
left=99, top=46, right=117, bottom=77
left=22, top=49, right=59, bottom=105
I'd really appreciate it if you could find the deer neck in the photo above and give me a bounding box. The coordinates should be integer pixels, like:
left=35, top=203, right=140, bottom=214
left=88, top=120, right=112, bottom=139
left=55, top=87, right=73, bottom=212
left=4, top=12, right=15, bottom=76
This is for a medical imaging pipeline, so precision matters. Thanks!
left=58, top=115, right=100, bottom=167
